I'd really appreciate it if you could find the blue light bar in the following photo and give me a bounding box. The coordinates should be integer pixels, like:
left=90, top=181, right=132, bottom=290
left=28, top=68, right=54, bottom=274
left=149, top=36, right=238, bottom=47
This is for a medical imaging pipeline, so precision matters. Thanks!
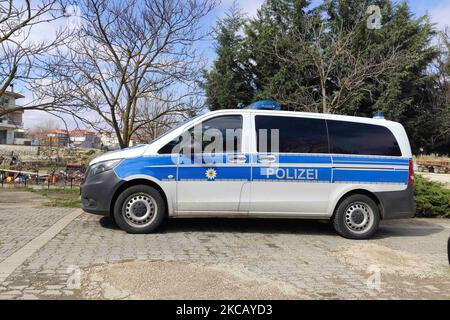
left=249, top=100, right=281, bottom=110
left=373, top=113, right=385, bottom=119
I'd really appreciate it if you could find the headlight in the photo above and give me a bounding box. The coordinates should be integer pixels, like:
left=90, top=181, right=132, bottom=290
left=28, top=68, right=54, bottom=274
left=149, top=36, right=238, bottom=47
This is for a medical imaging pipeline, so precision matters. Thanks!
left=88, top=159, right=122, bottom=178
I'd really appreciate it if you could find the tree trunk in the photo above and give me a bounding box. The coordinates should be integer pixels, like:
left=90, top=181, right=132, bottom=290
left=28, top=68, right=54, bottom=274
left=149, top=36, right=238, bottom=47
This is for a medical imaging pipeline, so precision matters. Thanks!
left=321, top=80, right=328, bottom=113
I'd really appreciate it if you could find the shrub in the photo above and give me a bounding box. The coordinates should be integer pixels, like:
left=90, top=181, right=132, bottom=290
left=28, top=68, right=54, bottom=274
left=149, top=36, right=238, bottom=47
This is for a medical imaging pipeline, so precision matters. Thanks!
left=85, top=149, right=96, bottom=156
left=414, top=175, right=450, bottom=218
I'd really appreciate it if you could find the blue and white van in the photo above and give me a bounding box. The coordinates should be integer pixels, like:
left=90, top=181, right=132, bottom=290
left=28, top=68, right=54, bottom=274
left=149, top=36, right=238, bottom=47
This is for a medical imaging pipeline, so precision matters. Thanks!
left=81, top=101, right=415, bottom=239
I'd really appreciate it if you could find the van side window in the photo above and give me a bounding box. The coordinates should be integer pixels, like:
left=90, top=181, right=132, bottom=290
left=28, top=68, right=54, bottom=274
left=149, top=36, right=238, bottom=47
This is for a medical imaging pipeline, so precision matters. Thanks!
left=327, top=120, right=401, bottom=156
left=158, top=136, right=181, bottom=154
left=255, top=115, right=328, bottom=153
left=194, top=115, right=242, bottom=153
left=158, top=115, right=242, bottom=154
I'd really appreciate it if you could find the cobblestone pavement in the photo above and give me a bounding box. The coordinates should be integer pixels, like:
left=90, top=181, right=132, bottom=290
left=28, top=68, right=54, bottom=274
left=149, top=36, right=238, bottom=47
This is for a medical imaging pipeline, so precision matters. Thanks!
left=0, top=197, right=449, bottom=299
left=0, top=191, right=64, bottom=263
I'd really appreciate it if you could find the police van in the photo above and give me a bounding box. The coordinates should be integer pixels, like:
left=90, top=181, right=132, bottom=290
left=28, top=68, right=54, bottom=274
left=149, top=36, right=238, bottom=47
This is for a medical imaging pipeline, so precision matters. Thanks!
left=81, top=100, right=415, bottom=239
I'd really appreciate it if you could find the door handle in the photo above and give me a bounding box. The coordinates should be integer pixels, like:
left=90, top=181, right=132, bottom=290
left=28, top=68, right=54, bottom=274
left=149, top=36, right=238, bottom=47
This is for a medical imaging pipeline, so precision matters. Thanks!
left=258, top=154, right=277, bottom=163
left=228, top=154, right=247, bottom=163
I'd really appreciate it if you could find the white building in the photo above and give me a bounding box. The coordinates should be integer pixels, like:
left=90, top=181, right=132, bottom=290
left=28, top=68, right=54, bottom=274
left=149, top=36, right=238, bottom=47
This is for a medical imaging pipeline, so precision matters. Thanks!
left=69, top=129, right=101, bottom=149
left=99, top=131, right=120, bottom=150
left=0, top=91, right=25, bottom=145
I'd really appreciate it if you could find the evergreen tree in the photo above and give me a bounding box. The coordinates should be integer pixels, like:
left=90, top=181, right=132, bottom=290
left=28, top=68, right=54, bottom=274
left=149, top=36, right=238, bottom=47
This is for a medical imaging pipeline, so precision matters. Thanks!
left=344, top=1, right=438, bottom=152
left=413, top=29, right=450, bottom=154
left=244, top=0, right=314, bottom=110
left=202, top=1, right=253, bottom=110
left=204, top=0, right=447, bottom=153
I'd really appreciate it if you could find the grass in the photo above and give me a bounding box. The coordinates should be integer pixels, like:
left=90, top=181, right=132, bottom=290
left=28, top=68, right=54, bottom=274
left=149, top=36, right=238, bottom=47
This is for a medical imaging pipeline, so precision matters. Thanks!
left=27, top=187, right=81, bottom=208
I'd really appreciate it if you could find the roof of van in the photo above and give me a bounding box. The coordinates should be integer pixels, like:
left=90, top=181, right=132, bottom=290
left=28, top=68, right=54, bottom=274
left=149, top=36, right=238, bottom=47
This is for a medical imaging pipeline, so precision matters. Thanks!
left=206, top=108, right=398, bottom=126
left=204, top=108, right=411, bottom=157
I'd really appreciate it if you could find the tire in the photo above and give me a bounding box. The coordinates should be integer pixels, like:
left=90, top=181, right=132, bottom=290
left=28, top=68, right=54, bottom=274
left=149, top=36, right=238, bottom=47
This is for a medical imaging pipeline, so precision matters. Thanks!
left=113, top=185, right=166, bottom=234
left=332, top=194, right=380, bottom=239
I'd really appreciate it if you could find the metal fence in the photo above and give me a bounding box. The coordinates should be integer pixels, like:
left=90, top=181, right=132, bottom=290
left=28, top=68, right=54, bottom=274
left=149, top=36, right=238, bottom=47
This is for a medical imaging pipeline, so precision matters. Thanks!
left=0, top=169, right=83, bottom=189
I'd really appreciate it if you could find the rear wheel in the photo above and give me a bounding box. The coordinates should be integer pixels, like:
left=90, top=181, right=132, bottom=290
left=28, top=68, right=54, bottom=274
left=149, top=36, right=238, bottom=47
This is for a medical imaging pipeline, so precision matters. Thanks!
left=113, top=185, right=166, bottom=234
left=332, top=194, right=380, bottom=239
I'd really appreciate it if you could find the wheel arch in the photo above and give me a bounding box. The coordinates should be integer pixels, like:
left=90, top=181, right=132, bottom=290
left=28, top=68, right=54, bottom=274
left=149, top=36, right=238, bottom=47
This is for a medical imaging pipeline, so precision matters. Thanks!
left=110, top=177, right=172, bottom=217
left=331, top=188, right=384, bottom=219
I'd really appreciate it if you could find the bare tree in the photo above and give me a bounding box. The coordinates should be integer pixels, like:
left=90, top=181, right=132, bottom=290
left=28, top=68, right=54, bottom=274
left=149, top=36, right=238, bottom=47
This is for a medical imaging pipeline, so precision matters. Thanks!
left=38, top=0, right=216, bottom=148
left=133, top=95, right=199, bottom=143
left=0, top=0, right=68, bottom=117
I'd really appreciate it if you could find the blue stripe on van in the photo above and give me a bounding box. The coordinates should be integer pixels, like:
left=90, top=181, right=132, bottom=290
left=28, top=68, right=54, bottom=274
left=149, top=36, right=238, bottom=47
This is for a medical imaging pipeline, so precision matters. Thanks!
left=332, top=169, right=408, bottom=184
left=178, top=166, right=251, bottom=181
left=114, top=156, right=176, bottom=180
left=113, top=154, right=410, bottom=184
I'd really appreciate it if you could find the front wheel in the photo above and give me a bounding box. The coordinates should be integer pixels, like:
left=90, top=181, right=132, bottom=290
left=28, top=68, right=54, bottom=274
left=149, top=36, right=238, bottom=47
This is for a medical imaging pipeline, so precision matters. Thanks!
left=332, top=194, right=380, bottom=239
left=113, top=185, right=166, bottom=234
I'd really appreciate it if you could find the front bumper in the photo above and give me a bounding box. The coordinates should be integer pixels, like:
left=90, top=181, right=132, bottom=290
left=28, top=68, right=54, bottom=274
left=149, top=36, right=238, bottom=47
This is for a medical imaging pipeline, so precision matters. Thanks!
left=375, top=185, right=415, bottom=219
left=81, top=169, right=123, bottom=216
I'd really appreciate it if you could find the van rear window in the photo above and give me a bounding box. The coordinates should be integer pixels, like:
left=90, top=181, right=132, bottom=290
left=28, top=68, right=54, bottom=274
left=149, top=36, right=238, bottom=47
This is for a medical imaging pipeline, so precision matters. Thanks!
left=327, top=120, right=401, bottom=156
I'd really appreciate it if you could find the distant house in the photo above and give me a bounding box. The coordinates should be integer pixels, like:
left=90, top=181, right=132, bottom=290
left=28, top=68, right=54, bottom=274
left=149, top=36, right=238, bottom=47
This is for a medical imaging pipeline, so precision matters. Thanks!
left=99, top=131, right=120, bottom=150
left=0, top=90, right=25, bottom=145
left=46, top=129, right=70, bottom=147
left=69, top=129, right=101, bottom=149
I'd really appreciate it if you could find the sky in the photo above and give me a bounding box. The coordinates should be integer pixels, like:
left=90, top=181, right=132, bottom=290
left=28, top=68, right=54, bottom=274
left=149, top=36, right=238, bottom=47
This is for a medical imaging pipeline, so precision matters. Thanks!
left=21, top=0, right=450, bottom=130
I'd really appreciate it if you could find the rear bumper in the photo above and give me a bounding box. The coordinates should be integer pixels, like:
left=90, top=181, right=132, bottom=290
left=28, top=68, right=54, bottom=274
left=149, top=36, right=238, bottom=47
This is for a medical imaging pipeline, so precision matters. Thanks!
left=375, top=185, right=415, bottom=220
left=81, top=170, right=123, bottom=216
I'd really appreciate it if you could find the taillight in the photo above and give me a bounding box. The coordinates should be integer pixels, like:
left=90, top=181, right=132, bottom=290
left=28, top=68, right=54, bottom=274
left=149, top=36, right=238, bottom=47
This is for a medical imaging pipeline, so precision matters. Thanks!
left=408, top=159, right=414, bottom=185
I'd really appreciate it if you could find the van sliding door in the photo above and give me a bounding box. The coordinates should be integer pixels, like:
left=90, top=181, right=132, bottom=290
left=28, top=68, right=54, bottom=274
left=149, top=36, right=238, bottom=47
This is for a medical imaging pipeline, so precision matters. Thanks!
left=250, top=115, right=332, bottom=216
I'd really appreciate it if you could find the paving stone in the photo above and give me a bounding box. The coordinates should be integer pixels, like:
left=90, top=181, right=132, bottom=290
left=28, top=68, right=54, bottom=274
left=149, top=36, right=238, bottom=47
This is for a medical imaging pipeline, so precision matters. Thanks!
left=41, top=290, right=61, bottom=296
left=1, top=208, right=450, bottom=299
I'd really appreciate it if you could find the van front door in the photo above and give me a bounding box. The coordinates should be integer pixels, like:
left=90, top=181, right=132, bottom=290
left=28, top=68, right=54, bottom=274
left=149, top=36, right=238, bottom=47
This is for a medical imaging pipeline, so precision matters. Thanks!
left=250, top=115, right=332, bottom=216
left=176, top=115, right=251, bottom=215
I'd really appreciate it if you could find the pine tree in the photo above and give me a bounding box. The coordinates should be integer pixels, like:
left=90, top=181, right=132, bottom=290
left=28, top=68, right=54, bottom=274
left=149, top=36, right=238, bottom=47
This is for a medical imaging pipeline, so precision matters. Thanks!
left=202, top=1, right=254, bottom=110
left=340, top=1, right=438, bottom=152
left=204, top=0, right=445, bottom=153
left=244, top=0, right=313, bottom=111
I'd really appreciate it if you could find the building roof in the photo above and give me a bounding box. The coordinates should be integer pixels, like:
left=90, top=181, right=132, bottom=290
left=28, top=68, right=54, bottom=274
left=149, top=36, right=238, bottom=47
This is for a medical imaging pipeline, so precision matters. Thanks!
left=2, top=91, right=25, bottom=99
left=47, top=129, right=98, bottom=137
left=47, top=129, right=69, bottom=135
left=69, top=129, right=96, bottom=137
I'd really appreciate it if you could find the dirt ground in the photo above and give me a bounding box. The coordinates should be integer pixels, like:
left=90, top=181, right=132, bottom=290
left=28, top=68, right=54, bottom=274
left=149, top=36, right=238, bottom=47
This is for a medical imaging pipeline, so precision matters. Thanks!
left=81, top=261, right=302, bottom=299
